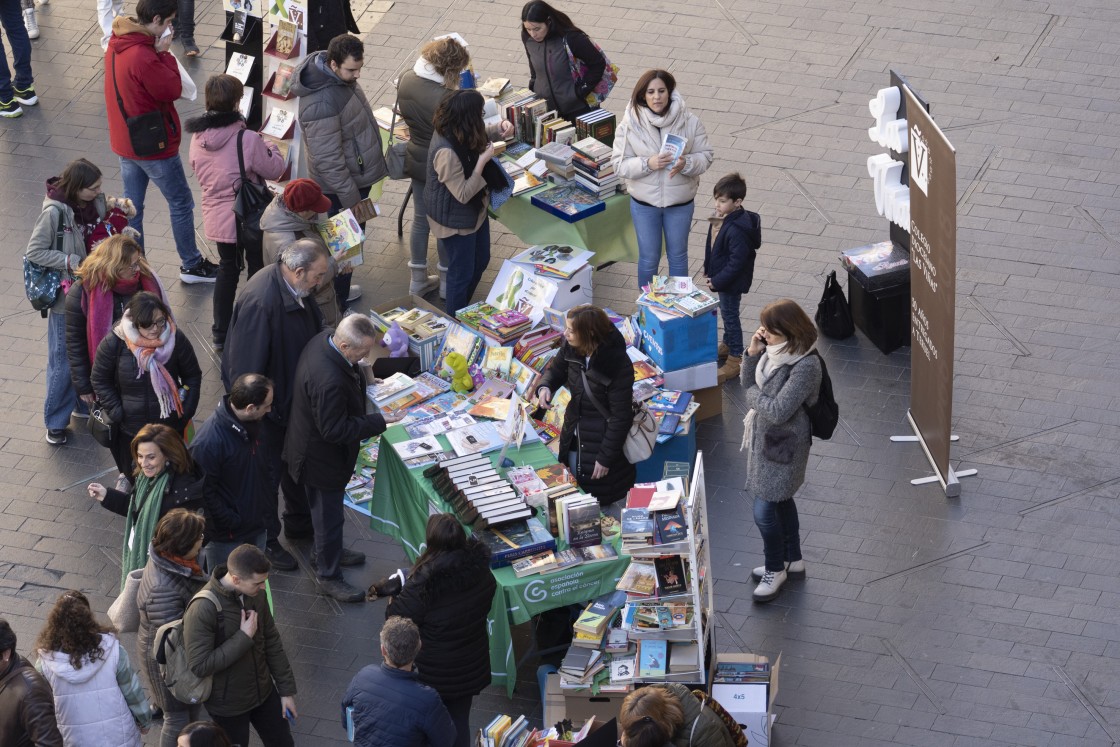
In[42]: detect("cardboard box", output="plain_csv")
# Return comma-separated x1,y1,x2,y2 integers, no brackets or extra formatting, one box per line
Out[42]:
486,260,594,325
691,385,723,422
544,672,565,729
660,361,718,391
711,653,781,747
562,689,628,726
638,307,717,371
367,294,450,372
635,428,696,483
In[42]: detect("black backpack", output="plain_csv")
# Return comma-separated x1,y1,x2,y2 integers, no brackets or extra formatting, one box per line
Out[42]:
815,270,855,340
802,352,838,440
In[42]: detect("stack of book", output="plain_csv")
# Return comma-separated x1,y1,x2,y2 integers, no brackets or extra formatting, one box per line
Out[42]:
378,306,451,345
513,326,563,371
479,713,540,747
574,589,628,641
559,647,606,686
435,323,486,373
425,453,531,528
366,370,449,413
456,302,533,345
535,141,576,179
575,109,618,146
570,137,618,198
531,184,606,223
510,245,593,280
623,479,691,551
475,516,556,568
636,276,720,319
555,494,601,547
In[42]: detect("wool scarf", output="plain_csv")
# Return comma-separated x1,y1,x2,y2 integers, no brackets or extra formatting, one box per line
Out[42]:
121,470,170,590
623,91,693,156
120,310,183,420
160,551,203,578
83,272,165,364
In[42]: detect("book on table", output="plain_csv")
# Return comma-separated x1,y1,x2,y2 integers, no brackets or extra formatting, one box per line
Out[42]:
637,639,668,678
530,185,606,223
616,560,657,595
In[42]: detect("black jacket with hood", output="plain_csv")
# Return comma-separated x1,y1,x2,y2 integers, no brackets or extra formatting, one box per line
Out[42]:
702,206,761,295
190,396,268,544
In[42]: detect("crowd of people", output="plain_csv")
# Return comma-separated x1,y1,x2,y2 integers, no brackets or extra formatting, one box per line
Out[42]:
7,0,829,743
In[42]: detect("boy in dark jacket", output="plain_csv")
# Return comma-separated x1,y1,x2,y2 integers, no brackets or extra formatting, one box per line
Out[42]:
702,173,762,384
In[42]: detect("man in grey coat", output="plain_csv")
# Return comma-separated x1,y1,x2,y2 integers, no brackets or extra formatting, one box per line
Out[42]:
291,33,386,310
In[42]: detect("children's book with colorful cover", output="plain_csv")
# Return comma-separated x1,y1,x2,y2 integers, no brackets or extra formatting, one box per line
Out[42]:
646,390,692,415
637,639,668,678
435,323,485,373
317,209,365,265
530,185,606,223
445,421,506,456
482,346,514,378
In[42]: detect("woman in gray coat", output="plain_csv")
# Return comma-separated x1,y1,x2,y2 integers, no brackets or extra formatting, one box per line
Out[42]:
135,509,206,747
741,299,821,603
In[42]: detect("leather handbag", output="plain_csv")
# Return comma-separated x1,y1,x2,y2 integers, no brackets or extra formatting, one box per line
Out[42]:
111,53,168,157
815,270,855,340
233,130,274,250
581,370,657,464
88,401,116,448
385,98,408,180
108,568,144,633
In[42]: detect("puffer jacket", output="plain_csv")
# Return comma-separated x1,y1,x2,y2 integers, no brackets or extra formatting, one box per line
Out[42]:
536,327,636,504
342,663,456,747
524,29,605,121
389,538,496,700
90,322,202,436
104,16,182,160
611,91,714,208
64,280,137,397
182,566,297,717
135,548,206,711
703,207,761,295
258,196,339,327
186,111,286,243
0,653,63,747
741,349,821,503
24,180,105,312
396,68,453,182
35,634,151,747
291,52,387,208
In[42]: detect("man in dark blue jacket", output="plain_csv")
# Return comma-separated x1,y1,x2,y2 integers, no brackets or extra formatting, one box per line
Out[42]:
342,616,455,747
191,373,274,573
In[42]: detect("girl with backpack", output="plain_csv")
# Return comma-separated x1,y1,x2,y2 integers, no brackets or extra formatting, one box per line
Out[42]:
521,0,608,122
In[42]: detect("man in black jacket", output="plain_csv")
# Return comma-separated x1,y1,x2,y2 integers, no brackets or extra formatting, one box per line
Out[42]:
222,239,329,571
0,619,64,747
284,315,400,601
192,373,274,573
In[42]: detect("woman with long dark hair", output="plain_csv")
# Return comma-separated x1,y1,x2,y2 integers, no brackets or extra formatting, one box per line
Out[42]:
136,509,207,747
424,89,513,315
741,299,821,603
91,292,202,477
520,0,607,121
534,305,637,505
611,69,714,289
34,591,152,746
188,74,286,351
389,513,496,747
177,721,234,747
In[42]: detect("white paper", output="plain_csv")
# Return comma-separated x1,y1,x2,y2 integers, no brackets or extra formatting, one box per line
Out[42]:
225,52,254,84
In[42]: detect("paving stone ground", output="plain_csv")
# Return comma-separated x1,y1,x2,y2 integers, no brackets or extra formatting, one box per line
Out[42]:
3,0,1120,744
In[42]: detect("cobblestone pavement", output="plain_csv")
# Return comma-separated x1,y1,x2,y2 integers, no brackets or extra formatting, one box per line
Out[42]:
3,0,1120,744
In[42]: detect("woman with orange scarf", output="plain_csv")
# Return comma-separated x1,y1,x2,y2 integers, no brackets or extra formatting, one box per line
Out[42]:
91,292,201,478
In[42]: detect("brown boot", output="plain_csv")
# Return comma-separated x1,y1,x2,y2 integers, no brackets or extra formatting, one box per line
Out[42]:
718,355,742,385
718,341,729,360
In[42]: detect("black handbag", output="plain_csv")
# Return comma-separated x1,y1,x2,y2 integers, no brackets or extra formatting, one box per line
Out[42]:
111,53,169,157
233,130,274,249
815,270,855,340
88,401,116,449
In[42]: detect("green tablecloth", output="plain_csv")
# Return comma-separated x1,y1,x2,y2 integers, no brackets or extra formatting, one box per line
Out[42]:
369,425,627,695
491,189,639,265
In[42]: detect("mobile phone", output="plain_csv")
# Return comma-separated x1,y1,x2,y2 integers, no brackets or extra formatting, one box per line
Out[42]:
160,26,173,40
284,708,295,724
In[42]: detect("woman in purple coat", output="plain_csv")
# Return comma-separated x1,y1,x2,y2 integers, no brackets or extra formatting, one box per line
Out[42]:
187,74,287,351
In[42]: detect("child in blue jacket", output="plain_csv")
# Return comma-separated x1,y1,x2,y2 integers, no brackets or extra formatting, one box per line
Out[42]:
702,173,762,384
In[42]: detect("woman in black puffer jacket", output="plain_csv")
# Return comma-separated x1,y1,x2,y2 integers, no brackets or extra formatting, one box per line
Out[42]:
389,514,496,747
91,292,201,478
534,304,637,505
135,509,207,747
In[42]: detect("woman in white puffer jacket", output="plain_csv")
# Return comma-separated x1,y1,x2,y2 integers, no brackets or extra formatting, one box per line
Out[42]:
612,69,714,289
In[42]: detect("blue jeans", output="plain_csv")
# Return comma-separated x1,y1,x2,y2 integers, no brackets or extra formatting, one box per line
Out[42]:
630,199,694,289
120,154,204,269
201,530,266,575
0,0,33,101
441,217,491,316
45,308,85,429
753,496,802,573
719,292,744,358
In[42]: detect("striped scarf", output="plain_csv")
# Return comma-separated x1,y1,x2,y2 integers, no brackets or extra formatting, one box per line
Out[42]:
120,310,182,420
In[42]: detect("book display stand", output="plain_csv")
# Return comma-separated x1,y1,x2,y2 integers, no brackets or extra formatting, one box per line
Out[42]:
258,0,308,181
220,4,264,129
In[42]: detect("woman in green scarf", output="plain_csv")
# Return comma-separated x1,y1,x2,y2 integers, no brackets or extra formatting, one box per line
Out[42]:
87,423,204,589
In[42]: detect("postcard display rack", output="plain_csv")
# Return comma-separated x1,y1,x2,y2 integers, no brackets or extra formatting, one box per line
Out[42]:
627,452,715,687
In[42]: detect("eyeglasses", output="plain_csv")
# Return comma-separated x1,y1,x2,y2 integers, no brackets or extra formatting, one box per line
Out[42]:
141,318,168,332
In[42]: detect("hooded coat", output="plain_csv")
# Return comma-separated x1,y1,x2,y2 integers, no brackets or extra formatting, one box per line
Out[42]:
536,327,637,505
104,16,183,160
703,207,762,295
135,549,206,711
35,634,150,747
291,52,387,209
0,653,63,747
258,196,340,327
524,29,605,121
24,180,106,312
186,112,286,243
389,538,497,700
190,397,268,545
611,92,714,208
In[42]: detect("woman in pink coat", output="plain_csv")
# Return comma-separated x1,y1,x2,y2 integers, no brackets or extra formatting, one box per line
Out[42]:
187,74,287,352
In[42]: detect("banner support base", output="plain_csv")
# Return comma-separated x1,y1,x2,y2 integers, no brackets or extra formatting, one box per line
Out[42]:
894,411,976,498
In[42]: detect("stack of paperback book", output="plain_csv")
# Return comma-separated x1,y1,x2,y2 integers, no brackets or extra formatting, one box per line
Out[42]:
555,494,601,547
456,302,533,345
474,516,556,568
570,138,618,198
513,326,563,370
535,141,576,180
425,453,531,528
380,306,450,344
636,275,719,319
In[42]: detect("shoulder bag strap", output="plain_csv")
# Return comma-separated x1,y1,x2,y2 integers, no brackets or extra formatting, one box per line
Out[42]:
388,85,400,146
236,129,249,184
580,368,611,421
110,52,131,121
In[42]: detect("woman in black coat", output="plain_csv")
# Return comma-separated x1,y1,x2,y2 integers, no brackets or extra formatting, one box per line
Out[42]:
389,513,496,747
534,304,637,505
91,292,202,478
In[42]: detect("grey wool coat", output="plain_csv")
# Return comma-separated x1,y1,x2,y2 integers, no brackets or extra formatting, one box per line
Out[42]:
741,351,821,502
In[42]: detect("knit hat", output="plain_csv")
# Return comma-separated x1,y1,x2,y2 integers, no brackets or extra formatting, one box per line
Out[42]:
284,179,332,213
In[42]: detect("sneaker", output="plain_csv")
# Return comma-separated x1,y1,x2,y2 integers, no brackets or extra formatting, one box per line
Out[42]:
36,0,48,5
347,284,363,303
0,99,23,118
310,547,366,571
318,576,365,603
265,541,299,571
212,339,224,352
752,569,787,603
23,9,39,40
14,84,37,106
45,428,67,445
751,559,806,582
180,259,218,284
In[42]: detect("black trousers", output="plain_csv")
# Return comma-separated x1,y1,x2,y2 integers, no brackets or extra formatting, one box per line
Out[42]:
303,483,345,580
260,418,312,543
209,685,294,747
325,185,371,313
212,240,263,344
441,694,474,747
109,428,135,477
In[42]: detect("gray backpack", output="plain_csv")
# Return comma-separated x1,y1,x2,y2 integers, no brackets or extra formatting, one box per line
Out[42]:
153,588,223,705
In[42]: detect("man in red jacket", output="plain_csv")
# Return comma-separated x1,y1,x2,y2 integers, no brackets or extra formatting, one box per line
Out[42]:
104,0,217,284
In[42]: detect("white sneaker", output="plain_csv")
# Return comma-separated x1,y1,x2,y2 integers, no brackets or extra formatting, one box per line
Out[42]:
23,8,39,39
36,0,49,5
751,559,806,582
347,284,363,302
753,569,787,603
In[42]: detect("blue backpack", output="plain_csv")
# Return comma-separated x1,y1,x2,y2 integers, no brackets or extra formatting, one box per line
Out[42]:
24,207,65,317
